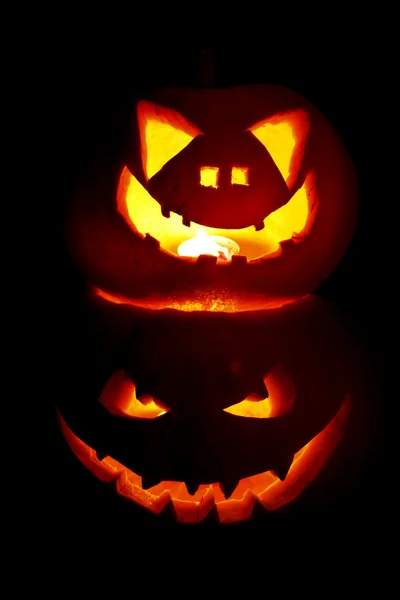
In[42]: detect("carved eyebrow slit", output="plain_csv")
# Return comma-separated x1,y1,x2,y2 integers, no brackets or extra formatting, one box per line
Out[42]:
224,366,296,418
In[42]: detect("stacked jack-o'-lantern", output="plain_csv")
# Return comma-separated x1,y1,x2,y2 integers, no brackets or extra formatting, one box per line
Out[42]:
57,64,371,525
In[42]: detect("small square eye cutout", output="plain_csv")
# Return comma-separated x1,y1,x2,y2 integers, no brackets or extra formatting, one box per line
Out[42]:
231,167,249,186
200,166,219,188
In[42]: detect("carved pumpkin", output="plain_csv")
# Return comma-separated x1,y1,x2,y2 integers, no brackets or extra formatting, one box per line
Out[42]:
56,75,370,525
67,83,358,311
56,295,371,524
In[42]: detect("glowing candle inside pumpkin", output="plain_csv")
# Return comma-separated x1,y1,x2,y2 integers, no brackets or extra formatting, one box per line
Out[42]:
177,228,240,261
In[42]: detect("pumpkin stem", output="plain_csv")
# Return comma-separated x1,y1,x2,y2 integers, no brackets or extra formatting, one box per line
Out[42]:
196,49,215,87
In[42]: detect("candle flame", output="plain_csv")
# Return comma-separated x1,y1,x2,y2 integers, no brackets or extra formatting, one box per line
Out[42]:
177,228,240,261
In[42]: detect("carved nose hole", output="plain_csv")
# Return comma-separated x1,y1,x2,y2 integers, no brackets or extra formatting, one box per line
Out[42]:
231,167,249,186
200,166,219,188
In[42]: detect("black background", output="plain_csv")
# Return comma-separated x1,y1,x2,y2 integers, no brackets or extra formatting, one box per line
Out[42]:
47,33,388,561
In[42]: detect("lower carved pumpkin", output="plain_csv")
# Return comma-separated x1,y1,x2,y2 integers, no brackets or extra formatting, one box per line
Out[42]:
57,295,373,524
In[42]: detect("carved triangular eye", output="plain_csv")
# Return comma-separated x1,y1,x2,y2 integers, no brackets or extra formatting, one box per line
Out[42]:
137,100,203,180
249,110,309,189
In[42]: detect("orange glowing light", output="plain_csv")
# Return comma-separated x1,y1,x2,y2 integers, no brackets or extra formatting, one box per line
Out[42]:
231,167,249,186
57,394,349,524
200,166,219,188
137,100,202,180
177,228,240,261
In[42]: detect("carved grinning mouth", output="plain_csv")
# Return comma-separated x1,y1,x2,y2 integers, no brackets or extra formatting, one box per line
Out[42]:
57,368,350,524
58,398,348,524
117,167,317,263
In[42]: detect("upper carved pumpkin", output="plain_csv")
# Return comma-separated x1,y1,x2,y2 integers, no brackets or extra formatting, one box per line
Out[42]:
67,84,358,310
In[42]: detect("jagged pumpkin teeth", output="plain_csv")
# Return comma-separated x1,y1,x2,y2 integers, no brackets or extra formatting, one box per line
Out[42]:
218,480,238,499
185,482,200,496
270,454,295,481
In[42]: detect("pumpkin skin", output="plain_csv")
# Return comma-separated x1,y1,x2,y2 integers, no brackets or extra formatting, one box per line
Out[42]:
67,84,358,311
56,295,372,524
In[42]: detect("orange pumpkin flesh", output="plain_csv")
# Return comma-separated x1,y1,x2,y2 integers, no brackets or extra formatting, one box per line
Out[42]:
58,395,349,524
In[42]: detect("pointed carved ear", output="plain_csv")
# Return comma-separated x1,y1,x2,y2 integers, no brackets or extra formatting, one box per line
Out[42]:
249,110,310,190
137,100,203,180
